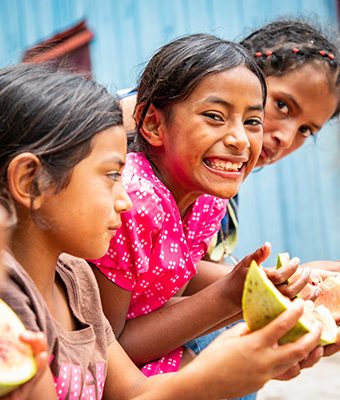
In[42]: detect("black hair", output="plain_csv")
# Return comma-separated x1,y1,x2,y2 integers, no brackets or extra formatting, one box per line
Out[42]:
0,63,123,216
132,33,267,154
241,19,340,116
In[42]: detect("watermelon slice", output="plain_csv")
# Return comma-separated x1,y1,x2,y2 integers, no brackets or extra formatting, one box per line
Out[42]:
0,299,37,396
315,275,340,321
242,260,337,346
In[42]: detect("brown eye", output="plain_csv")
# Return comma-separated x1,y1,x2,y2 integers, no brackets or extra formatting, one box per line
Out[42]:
245,118,262,126
203,112,224,122
299,126,314,138
107,171,122,182
277,100,289,115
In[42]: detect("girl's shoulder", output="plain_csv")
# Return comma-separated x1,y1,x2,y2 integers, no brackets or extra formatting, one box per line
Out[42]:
57,254,100,298
1,251,50,333
123,152,176,213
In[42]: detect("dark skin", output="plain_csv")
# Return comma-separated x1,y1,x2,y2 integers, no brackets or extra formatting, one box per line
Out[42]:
5,131,331,400
96,69,315,368
95,243,312,366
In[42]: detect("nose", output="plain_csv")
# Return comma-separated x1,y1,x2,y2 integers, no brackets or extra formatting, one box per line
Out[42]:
271,123,297,150
223,120,250,151
114,185,132,214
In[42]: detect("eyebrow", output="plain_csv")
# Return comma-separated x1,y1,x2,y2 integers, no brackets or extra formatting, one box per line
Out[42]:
201,95,264,112
101,155,125,167
279,92,321,131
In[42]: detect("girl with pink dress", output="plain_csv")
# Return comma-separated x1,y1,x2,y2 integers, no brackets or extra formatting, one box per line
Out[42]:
90,33,311,377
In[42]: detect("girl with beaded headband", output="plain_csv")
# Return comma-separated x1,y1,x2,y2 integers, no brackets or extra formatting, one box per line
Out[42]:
186,19,340,400
208,19,340,270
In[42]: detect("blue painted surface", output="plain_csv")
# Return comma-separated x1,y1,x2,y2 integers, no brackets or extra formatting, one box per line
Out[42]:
0,0,339,265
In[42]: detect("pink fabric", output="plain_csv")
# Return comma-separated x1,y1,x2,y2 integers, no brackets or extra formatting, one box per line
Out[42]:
91,152,227,375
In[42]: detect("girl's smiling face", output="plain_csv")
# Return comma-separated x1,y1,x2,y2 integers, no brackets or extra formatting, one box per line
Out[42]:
258,63,338,166
36,126,132,259
150,65,264,205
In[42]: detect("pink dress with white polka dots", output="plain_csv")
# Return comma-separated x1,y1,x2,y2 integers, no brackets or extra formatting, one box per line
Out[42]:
92,152,227,376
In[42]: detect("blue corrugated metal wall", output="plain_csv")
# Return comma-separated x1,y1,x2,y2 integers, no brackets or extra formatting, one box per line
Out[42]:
0,0,339,265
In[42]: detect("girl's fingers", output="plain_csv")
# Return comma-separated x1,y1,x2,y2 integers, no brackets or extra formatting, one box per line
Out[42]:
19,331,49,370
34,350,49,370
279,269,316,300
273,323,322,372
250,242,271,265
235,242,271,272
298,346,324,369
20,331,47,354
265,257,300,286
274,364,301,381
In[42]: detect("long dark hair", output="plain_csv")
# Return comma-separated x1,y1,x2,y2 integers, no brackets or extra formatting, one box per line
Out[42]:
0,63,123,217
132,33,267,155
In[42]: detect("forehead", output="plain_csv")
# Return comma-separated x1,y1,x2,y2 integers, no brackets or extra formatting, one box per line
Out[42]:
89,126,127,158
269,63,337,97
187,66,264,104
267,64,338,120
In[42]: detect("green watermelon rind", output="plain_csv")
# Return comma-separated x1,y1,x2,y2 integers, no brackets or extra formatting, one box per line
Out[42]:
0,299,37,396
242,260,336,346
276,253,290,270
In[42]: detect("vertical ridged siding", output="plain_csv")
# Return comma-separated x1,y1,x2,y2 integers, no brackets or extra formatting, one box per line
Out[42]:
0,0,339,264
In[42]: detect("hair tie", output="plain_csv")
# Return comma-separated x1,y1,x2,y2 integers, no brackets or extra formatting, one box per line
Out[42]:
255,51,262,58
265,50,273,57
293,48,299,54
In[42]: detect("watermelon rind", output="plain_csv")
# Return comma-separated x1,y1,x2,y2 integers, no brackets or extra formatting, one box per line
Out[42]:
242,260,337,346
0,299,37,396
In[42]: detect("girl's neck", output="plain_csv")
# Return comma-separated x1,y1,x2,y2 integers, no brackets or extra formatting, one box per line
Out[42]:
10,221,59,300
148,154,202,218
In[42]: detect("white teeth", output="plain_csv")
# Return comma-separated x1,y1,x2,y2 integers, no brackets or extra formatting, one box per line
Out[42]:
205,159,243,171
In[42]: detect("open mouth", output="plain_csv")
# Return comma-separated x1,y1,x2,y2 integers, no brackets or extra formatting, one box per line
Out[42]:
204,158,244,172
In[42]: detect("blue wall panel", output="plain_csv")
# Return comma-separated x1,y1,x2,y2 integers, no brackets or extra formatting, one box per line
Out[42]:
0,0,339,265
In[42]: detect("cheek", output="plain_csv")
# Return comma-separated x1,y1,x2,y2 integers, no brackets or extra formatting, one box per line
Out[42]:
279,137,305,160
0,261,5,286
250,131,264,159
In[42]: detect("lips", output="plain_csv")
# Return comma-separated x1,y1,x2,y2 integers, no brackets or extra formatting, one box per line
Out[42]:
108,224,121,236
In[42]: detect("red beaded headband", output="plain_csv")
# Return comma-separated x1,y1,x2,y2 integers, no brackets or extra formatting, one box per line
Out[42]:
255,48,335,60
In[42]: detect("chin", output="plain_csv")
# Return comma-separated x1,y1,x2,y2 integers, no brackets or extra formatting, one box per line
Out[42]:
212,188,240,200
71,243,109,261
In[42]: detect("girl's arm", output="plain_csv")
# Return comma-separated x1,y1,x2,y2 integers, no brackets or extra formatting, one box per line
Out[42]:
104,302,324,400
95,262,243,365
94,244,306,366
15,367,57,400
301,260,340,273
186,245,317,301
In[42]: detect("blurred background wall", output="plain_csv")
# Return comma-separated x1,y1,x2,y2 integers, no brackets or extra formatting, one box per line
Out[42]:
0,0,339,265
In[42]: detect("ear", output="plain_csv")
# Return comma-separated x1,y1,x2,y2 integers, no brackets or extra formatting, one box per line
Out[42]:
7,153,44,210
137,104,164,147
